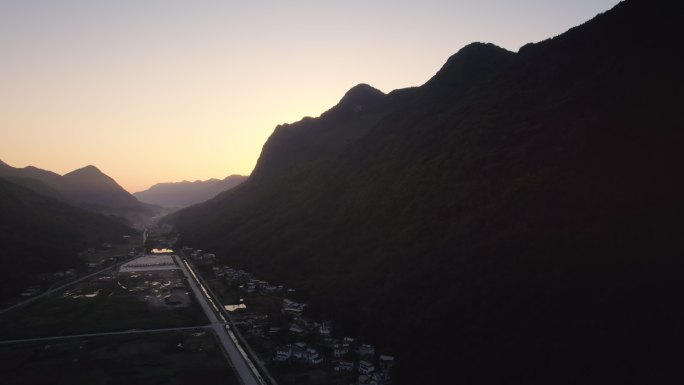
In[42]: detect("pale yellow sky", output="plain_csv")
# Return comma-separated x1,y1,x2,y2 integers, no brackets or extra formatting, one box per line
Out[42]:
0,1,620,193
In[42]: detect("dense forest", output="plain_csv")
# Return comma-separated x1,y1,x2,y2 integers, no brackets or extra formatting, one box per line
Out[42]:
169,1,683,383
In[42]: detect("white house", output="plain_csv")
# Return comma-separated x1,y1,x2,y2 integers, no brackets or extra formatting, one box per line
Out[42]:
359,344,376,357
334,343,350,358
306,348,324,365
274,346,292,362
359,360,375,374
334,360,355,372
379,354,395,371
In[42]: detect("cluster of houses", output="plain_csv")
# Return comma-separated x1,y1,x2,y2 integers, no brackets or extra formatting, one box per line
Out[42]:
181,247,395,385
330,347,395,385
209,265,291,296
358,355,395,385
273,298,395,384
274,342,324,365
282,298,306,317
273,334,395,384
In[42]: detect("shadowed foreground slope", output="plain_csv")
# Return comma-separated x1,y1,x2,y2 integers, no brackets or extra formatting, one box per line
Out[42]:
0,178,133,300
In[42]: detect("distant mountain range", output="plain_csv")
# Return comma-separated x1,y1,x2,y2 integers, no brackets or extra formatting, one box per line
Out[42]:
0,177,133,300
134,175,248,208
168,1,684,383
0,160,158,225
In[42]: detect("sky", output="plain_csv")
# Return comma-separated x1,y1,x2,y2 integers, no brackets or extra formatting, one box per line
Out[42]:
0,0,621,193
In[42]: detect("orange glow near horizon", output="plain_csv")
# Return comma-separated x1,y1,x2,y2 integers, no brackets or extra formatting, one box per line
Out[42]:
0,1,620,193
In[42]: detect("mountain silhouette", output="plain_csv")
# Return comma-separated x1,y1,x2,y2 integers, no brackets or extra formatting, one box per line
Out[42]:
0,161,158,225
424,42,514,89
168,0,682,382
60,165,140,209
0,159,62,186
250,83,389,185
323,83,386,118
133,175,247,208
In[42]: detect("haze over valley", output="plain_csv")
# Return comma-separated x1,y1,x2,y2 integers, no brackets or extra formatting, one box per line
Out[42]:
133,175,248,209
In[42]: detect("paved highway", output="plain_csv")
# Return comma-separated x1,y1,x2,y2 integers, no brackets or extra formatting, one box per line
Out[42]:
175,255,266,385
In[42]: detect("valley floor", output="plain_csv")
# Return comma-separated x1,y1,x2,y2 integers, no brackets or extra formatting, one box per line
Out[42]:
0,253,241,385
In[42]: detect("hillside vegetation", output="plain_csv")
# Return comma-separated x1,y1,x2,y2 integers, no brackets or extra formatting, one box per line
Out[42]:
0,178,133,300
169,1,683,382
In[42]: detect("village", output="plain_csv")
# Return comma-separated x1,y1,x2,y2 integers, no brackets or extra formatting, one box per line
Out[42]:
184,247,395,385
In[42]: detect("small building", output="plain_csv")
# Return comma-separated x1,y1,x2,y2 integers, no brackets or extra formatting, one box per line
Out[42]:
359,360,375,375
318,321,332,336
379,354,395,371
358,374,377,385
308,352,323,365
344,336,356,344
263,285,281,294
359,344,376,358
294,342,307,349
334,360,355,372
20,285,40,297
289,325,305,336
305,348,323,365
334,343,350,358
274,346,292,362
291,346,305,359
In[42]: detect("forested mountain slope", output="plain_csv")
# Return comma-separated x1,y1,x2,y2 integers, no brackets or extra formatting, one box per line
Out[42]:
169,1,683,382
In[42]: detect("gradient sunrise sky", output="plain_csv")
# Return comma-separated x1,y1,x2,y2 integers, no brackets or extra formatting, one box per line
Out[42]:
0,0,620,193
